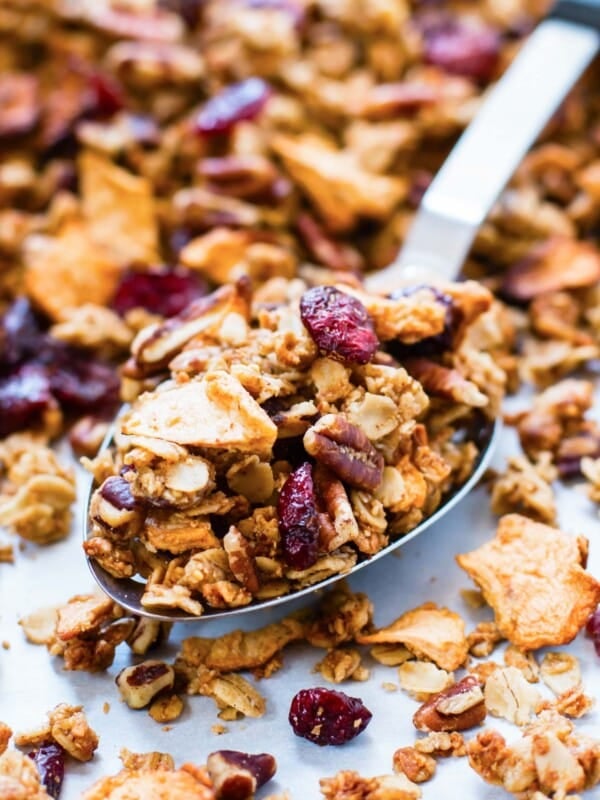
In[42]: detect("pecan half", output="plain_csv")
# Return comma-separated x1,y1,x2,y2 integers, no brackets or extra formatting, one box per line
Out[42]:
413,675,486,732
303,414,384,491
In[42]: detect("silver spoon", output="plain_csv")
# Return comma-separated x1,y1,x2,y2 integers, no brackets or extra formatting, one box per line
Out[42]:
84,1,599,621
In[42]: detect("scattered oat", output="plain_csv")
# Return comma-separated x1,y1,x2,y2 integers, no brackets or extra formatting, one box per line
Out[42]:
398,661,454,701
484,667,542,726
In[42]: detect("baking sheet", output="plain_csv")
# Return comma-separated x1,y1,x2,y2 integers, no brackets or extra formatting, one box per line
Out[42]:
1,425,599,799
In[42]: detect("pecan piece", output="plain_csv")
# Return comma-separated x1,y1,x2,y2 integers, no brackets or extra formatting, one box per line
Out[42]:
206,750,276,800
413,675,486,732
303,414,384,491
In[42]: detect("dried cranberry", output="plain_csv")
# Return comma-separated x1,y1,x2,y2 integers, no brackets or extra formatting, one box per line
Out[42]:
422,18,501,82
277,462,320,570
0,298,42,366
299,286,379,365
87,71,125,118
0,365,53,437
289,687,372,745
586,608,600,656
111,267,207,318
193,78,272,136
100,476,138,511
29,742,65,799
44,350,120,416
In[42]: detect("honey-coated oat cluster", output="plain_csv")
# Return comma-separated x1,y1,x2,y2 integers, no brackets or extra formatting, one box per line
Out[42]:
2,0,600,798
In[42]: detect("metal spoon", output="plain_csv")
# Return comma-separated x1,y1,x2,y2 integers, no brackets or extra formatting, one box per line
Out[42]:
84,0,599,621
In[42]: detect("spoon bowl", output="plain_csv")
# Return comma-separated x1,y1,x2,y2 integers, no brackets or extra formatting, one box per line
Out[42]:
83,415,500,622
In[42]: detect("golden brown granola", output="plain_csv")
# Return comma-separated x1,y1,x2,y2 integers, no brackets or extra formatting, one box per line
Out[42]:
0,723,11,757
0,749,51,800
319,770,421,800
16,703,99,762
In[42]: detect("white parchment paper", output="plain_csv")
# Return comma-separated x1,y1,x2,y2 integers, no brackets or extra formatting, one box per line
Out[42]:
1,426,599,799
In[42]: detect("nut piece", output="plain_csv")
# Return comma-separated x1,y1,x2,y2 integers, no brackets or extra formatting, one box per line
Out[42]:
148,694,184,724
119,748,175,772
393,747,436,783
206,750,276,800
413,676,486,733
303,414,384,491
18,605,59,645
116,660,175,709
414,731,466,758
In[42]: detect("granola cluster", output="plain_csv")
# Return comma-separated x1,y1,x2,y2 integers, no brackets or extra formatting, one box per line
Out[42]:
84,277,497,615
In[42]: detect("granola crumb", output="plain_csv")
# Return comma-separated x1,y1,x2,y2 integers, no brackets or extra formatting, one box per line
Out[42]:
211,724,228,735
1,641,10,650
102,702,110,714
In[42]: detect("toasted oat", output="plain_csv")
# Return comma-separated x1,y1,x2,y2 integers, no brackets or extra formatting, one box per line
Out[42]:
484,667,542,726
457,514,600,649
539,653,581,696
398,661,454,701
370,643,413,666
357,603,469,671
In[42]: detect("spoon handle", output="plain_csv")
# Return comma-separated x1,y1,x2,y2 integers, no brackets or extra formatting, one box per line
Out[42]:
366,10,599,292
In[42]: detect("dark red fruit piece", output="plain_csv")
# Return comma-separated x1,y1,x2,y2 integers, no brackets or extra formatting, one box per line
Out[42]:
0,297,42,366
277,462,320,570
0,365,52,437
423,18,501,82
299,286,379,365
29,742,65,799
87,71,125,118
193,78,272,136
111,267,207,318
289,687,372,745
586,608,600,656
100,476,138,511
45,351,120,415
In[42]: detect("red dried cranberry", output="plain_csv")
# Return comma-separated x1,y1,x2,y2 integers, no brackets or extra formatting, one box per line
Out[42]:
289,687,372,745
100,476,138,511
0,298,42,366
29,742,65,799
44,350,120,415
0,365,53,437
277,462,320,570
111,267,207,318
299,286,379,365
586,608,600,656
193,78,272,136
87,71,125,118
422,18,501,82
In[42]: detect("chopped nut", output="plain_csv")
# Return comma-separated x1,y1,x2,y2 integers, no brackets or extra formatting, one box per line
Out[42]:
116,661,175,709
207,750,276,800
392,748,436,783
413,676,486,733
119,748,175,772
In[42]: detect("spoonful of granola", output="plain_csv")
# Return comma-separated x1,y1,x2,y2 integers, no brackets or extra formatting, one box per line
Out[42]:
84,0,599,621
